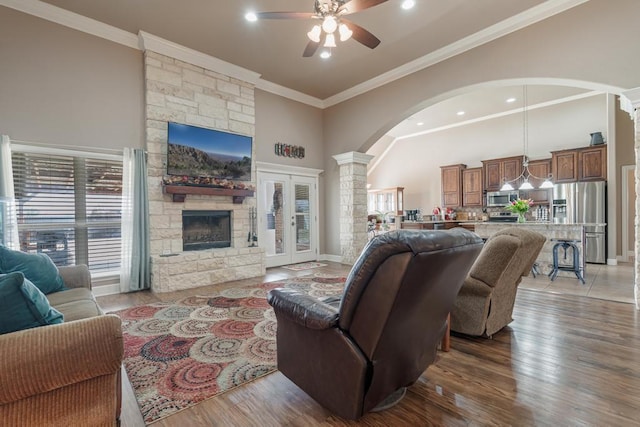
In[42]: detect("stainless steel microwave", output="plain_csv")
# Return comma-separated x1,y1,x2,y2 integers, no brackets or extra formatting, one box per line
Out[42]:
486,191,519,207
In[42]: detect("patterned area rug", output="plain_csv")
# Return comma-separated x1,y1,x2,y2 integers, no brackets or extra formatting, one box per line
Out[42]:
281,262,328,271
112,274,346,425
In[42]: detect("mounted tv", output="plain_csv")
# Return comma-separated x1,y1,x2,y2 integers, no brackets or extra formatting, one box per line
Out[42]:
167,122,252,182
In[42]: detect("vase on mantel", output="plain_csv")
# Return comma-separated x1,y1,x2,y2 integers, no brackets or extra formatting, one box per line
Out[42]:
517,212,526,223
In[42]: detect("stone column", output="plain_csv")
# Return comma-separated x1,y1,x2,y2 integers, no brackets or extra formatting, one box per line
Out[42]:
333,152,374,264
621,88,640,310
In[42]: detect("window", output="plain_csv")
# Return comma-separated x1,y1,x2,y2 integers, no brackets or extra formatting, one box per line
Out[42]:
11,147,123,275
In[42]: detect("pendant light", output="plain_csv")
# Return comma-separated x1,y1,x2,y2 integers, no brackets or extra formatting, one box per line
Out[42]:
500,85,553,191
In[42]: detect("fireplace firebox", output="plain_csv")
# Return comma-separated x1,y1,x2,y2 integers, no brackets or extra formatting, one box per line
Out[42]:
182,210,231,251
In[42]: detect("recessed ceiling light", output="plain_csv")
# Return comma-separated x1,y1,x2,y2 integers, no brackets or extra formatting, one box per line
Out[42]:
506,97,517,103
417,122,424,126
320,50,332,59
457,111,465,116
401,0,416,10
245,12,257,22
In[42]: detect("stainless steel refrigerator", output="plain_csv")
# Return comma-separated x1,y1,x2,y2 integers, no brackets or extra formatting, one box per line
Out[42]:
551,181,606,264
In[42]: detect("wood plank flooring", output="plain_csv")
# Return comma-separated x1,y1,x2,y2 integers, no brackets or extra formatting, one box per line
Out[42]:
97,262,640,427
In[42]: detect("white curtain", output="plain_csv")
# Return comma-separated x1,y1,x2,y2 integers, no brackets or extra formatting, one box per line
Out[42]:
120,148,150,292
0,135,20,249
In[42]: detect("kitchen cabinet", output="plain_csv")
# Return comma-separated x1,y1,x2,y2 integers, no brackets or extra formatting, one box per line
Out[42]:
367,187,404,216
462,167,483,207
441,164,465,208
579,145,607,181
551,149,578,183
482,155,524,192
520,158,552,204
551,145,607,183
400,221,461,230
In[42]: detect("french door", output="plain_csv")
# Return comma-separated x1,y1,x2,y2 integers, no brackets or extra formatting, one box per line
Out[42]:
257,171,318,268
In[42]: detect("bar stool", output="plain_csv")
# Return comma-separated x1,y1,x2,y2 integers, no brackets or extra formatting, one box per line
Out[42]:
548,238,585,284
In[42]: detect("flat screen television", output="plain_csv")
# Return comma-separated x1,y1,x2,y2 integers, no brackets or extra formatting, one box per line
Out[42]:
167,122,252,181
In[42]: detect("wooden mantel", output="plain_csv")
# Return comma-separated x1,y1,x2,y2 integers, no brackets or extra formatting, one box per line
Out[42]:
163,185,254,203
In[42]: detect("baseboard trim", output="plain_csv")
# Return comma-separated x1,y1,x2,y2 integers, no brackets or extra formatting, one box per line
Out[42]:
93,283,121,297
607,258,619,266
319,253,343,263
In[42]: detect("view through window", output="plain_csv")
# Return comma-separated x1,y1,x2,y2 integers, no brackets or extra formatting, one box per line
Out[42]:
11,149,123,275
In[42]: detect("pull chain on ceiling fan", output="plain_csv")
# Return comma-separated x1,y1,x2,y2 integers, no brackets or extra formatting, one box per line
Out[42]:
249,0,388,57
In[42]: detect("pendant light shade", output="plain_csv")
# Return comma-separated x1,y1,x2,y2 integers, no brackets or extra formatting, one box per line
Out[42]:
500,182,515,192
499,86,554,192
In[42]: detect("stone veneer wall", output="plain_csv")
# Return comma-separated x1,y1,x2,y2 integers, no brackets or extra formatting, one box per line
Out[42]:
144,50,264,293
334,152,374,264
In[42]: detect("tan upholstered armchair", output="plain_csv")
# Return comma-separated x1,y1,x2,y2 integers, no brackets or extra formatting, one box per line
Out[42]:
450,227,546,337
267,229,483,420
0,265,123,427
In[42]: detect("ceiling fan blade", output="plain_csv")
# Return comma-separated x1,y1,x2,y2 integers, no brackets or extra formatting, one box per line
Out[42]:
338,0,388,15
342,19,381,49
303,32,326,57
303,40,320,57
255,11,315,20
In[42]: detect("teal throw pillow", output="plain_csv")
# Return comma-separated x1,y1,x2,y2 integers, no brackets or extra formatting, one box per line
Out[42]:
0,244,66,294
0,272,64,334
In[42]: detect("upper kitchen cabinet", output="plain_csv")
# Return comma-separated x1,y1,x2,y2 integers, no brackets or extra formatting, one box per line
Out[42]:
579,145,607,181
551,145,607,183
441,164,465,208
462,167,483,207
482,155,524,192
520,158,552,204
367,187,404,216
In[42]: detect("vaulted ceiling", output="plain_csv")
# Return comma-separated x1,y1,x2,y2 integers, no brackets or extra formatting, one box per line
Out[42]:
22,0,593,138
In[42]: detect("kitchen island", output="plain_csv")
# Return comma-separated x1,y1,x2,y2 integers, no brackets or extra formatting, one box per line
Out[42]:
474,222,605,279
400,220,479,231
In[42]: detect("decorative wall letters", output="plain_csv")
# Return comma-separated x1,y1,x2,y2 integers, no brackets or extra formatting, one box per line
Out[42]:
275,142,305,159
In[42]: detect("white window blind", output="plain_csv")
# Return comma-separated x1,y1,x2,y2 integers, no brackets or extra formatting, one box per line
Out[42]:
11,149,123,274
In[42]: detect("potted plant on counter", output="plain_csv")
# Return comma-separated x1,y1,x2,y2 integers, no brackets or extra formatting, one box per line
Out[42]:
505,198,533,223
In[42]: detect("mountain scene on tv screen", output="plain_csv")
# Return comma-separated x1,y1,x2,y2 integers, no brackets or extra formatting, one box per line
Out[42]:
168,143,251,180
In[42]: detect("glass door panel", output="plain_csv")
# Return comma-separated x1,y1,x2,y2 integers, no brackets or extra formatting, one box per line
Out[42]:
258,172,317,267
294,183,310,252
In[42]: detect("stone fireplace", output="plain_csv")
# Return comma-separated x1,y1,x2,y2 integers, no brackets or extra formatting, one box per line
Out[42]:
141,42,265,293
182,210,231,251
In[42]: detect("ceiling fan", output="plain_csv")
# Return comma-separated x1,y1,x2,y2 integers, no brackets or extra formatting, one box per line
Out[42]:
251,0,388,57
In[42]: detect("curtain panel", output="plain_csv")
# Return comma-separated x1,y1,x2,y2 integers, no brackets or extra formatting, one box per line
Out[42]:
120,148,151,292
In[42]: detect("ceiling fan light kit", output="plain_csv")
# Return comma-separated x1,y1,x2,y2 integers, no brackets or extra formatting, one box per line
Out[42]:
250,0,391,57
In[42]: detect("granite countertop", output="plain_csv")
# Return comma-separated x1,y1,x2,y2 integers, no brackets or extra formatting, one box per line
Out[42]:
401,219,484,224
476,222,606,226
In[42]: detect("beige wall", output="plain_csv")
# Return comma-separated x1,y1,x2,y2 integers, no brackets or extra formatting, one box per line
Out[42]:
322,0,640,256
2,1,640,260
615,103,635,256
0,7,144,150
254,89,326,252
255,89,324,169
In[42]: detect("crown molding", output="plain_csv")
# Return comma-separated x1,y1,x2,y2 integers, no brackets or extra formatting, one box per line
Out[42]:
2,0,590,109
323,0,591,107
333,152,374,166
0,0,139,49
138,31,261,85
256,161,323,177
255,80,324,109
620,87,640,118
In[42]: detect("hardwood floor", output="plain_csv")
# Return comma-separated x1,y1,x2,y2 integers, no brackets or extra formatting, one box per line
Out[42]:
97,262,640,427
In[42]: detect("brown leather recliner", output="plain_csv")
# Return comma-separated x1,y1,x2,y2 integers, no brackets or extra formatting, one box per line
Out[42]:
450,227,546,337
267,228,483,420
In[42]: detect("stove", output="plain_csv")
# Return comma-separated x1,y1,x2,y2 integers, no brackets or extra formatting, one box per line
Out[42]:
488,212,518,222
